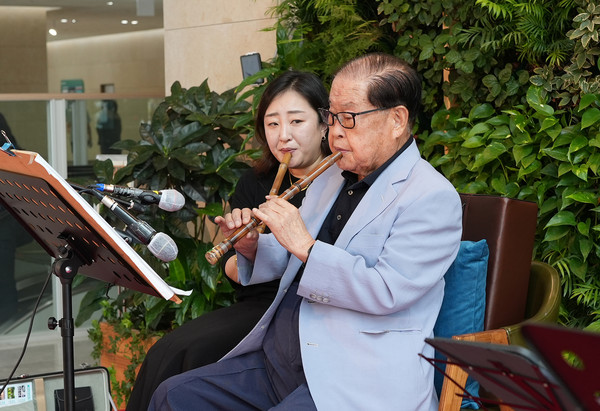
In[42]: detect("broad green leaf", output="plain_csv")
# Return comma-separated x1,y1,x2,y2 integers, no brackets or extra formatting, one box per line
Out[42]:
467,122,492,137
577,220,591,236
469,104,495,121
471,141,507,169
540,198,558,215
526,87,554,116
520,153,537,169
589,153,600,174
491,175,507,194
168,258,186,283
579,238,593,261
539,117,558,132
543,226,571,242
489,125,511,139
197,202,223,217
589,136,600,148
581,107,600,129
517,159,541,179
578,94,598,110
542,147,569,162
419,46,434,60
446,50,461,64
462,135,486,148
547,123,562,139
545,210,577,227
486,115,510,126
572,165,589,181
567,191,598,204
570,258,587,281
482,75,499,88
558,162,572,177
513,144,533,164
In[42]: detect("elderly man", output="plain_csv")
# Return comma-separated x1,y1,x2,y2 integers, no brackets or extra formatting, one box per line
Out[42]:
149,53,462,411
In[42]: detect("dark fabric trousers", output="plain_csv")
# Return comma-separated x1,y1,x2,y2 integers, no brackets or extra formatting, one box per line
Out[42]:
126,299,273,411
147,350,317,411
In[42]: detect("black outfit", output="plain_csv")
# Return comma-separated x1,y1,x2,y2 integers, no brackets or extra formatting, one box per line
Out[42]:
126,165,306,411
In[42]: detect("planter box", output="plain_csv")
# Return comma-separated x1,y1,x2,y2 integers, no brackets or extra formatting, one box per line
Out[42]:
98,321,160,408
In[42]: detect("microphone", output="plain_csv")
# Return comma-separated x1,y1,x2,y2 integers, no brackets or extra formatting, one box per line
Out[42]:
94,184,185,212
100,195,178,262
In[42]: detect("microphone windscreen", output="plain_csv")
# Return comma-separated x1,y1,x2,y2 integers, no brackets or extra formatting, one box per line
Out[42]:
147,232,178,262
158,189,185,212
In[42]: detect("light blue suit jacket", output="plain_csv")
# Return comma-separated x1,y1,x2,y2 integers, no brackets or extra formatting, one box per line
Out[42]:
229,141,462,410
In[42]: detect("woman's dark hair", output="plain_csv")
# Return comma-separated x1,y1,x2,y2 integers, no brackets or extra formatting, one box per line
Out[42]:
253,70,330,174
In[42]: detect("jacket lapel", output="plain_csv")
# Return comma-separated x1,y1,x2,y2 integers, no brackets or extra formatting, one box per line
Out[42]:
334,141,421,249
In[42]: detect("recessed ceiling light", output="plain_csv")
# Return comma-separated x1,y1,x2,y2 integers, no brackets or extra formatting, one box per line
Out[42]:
107,1,114,5
121,19,129,24
131,20,139,25
49,28,57,36
71,19,77,24
60,18,68,23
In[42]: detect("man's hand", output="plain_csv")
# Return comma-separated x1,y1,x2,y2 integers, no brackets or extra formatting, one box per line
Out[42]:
253,196,315,263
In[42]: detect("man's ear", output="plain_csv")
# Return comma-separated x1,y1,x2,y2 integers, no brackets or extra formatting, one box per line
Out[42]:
392,105,410,133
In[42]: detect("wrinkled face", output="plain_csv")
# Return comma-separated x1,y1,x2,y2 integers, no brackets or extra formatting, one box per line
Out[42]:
264,90,326,176
328,73,410,180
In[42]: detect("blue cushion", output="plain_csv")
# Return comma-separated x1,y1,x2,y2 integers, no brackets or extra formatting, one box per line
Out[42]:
433,240,489,409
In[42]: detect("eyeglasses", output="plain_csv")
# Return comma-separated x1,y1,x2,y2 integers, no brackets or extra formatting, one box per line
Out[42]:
318,107,391,129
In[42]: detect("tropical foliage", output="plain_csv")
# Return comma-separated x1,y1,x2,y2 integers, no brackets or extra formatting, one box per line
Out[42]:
263,0,600,328
79,80,256,330
80,80,258,404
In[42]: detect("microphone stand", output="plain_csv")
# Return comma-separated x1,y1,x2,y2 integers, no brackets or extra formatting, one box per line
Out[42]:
48,241,86,411
0,149,185,411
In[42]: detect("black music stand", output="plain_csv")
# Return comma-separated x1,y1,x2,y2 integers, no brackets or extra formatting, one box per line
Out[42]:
0,148,186,411
425,323,600,410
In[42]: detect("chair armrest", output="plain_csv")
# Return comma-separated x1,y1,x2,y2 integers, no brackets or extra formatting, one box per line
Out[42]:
503,261,561,346
438,329,509,411
438,262,560,410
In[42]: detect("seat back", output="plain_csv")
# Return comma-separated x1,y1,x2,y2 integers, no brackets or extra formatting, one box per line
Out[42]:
459,194,538,330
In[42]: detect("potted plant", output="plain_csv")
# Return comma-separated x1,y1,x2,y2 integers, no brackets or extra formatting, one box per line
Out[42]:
76,79,260,407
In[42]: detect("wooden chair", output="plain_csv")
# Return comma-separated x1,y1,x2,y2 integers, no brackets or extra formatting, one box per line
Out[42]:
437,194,562,411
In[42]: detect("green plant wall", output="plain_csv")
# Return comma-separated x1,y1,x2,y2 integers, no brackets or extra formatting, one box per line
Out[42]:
266,0,600,328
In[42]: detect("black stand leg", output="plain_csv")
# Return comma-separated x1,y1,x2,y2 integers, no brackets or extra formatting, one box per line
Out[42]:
49,251,81,411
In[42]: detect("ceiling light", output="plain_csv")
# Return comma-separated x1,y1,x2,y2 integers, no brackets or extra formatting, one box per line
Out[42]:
60,18,68,23
49,28,57,36
131,20,139,25
107,1,114,5
71,19,77,23
121,19,129,24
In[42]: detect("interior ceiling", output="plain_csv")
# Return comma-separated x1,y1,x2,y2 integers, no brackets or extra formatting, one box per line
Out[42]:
3,0,163,42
